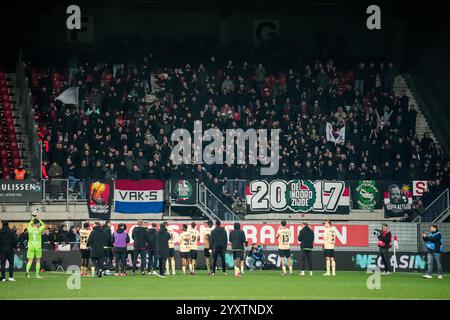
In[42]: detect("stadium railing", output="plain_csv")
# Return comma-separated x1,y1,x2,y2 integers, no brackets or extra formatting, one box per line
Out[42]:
16,52,42,179
422,188,450,223
42,179,69,211
199,183,239,221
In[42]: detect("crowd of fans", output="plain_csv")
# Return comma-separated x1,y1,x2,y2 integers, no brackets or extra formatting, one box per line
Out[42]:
11,223,80,251
25,47,449,202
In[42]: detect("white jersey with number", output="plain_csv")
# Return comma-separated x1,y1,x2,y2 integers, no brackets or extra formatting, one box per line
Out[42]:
276,227,291,250
324,227,336,250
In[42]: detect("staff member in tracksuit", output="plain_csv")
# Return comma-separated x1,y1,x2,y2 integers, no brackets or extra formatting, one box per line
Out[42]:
422,225,443,279
146,223,158,275
377,223,392,274
87,222,107,277
210,220,228,276
229,222,247,277
132,220,148,275
298,222,314,276
112,223,130,276
156,222,171,278
103,221,113,269
0,221,19,282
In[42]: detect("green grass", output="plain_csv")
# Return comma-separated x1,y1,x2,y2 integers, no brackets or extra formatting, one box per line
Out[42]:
1,271,449,300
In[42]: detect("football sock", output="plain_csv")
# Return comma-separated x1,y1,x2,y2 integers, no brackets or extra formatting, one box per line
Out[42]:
91,267,95,275
331,261,336,274
189,263,193,272
240,262,244,273
282,266,286,274
166,260,169,272
326,260,331,273
171,258,176,274
36,263,40,276
182,266,186,274
26,261,32,274
206,259,211,273
288,265,293,274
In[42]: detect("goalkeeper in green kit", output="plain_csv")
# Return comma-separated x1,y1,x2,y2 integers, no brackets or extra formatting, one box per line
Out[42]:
26,210,45,278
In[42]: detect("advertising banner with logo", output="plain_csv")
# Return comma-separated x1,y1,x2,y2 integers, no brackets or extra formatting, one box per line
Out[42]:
246,180,350,214
0,180,42,203
87,180,113,219
350,180,381,210
108,222,368,247
14,251,450,273
171,179,197,205
382,181,413,217
114,179,164,214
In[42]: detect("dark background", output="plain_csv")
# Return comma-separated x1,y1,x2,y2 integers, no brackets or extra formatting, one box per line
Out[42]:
0,0,447,69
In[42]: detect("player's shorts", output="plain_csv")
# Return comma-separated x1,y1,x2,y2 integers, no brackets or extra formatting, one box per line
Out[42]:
168,248,175,257
324,249,335,257
278,249,291,258
27,246,42,259
180,251,190,259
232,250,244,260
190,250,198,260
204,248,211,258
80,249,91,259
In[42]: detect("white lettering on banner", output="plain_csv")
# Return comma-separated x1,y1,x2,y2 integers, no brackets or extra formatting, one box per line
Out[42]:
114,190,163,202
105,223,366,247
243,225,258,244
260,225,275,244
247,180,349,213
314,226,346,245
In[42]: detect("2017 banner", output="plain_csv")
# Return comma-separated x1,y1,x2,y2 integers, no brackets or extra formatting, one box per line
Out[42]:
114,179,164,214
108,222,368,247
246,180,350,214
87,180,112,219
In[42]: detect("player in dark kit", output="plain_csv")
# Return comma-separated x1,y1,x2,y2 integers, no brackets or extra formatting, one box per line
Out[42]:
87,222,107,277
229,222,247,277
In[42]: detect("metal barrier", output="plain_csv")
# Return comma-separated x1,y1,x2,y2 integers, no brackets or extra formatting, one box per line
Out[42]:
222,179,246,200
423,188,449,222
16,52,42,179
198,183,239,221
43,179,69,211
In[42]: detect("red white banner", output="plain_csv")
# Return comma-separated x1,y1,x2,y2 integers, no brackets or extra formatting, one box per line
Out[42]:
107,223,369,247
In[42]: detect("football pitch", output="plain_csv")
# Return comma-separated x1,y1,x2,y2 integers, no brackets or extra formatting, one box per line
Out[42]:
1,271,449,300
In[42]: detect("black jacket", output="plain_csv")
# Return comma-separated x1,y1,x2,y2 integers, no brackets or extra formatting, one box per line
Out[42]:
378,230,392,249
211,226,228,249
103,226,112,247
146,228,157,251
87,226,107,258
229,229,247,250
132,226,148,249
0,226,19,251
156,227,171,258
298,225,314,250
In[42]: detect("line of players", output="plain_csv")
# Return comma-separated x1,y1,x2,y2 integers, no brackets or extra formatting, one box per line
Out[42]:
77,219,337,277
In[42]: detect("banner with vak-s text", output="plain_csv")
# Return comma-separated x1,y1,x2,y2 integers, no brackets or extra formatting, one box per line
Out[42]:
87,180,112,219
0,180,42,203
107,222,368,247
246,180,350,214
114,179,164,214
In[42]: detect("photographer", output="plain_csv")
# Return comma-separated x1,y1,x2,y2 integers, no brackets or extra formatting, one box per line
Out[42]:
376,224,392,274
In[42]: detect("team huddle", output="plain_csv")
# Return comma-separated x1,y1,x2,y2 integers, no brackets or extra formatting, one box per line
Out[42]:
24,214,338,278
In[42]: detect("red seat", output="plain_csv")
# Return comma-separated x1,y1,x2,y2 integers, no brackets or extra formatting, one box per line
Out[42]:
0,87,7,94
12,158,21,167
